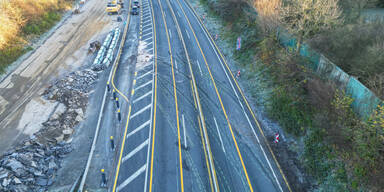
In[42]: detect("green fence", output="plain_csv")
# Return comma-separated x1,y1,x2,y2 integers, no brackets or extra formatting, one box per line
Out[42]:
277,31,381,118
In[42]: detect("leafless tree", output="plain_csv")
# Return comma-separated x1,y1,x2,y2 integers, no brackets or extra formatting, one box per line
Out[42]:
279,0,343,53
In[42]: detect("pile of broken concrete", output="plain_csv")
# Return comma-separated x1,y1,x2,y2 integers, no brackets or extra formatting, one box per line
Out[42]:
0,69,98,191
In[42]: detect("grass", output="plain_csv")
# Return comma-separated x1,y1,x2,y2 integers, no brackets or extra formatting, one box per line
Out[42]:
0,0,72,74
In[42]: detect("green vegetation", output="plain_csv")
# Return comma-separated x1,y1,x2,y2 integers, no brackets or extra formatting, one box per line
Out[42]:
198,0,384,191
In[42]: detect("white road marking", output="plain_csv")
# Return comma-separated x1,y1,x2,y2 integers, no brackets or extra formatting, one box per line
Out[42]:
182,114,187,149
137,70,152,80
142,22,152,28
214,117,226,153
122,139,149,162
116,164,147,191
185,29,190,39
135,80,152,91
146,42,153,47
175,60,178,70
177,11,181,17
196,60,202,75
142,27,152,33
168,29,172,39
147,48,153,52
143,36,153,41
127,120,151,138
143,19,152,25
133,90,152,103
143,14,151,20
130,104,151,119
142,32,153,39
188,3,284,191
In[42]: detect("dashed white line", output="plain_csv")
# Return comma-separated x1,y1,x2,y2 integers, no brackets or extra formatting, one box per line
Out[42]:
185,29,190,39
177,11,181,17
168,29,172,39
133,90,153,103
130,104,151,119
175,60,178,70
122,139,149,163
196,60,202,75
126,120,151,138
214,117,226,153
182,114,187,149
116,164,147,191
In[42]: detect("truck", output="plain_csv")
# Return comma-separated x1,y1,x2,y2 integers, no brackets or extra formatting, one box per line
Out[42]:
106,1,121,14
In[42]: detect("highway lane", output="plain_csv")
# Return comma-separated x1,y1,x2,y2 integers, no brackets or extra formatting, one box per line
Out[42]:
112,0,292,190
165,0,292,191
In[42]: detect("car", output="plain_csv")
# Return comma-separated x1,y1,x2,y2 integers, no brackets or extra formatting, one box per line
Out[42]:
133,0,140,8
106,3,121,14
131,6,139,15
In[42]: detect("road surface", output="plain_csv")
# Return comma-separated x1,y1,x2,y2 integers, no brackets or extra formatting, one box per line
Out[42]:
111,0,292,191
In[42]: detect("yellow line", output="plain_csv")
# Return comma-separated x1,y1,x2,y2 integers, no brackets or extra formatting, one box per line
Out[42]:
148,0,158,190
164,0,218,190
112,106,132,192
190,80,197,109
175,0,254,191
186,2,292,191
156,0,184,191
111,0,134,190
197,116,215,192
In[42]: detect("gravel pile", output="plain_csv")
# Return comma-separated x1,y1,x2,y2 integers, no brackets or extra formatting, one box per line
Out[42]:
0,69,98,191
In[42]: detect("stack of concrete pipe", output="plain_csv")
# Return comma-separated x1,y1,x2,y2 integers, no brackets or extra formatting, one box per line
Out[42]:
92,27,121,71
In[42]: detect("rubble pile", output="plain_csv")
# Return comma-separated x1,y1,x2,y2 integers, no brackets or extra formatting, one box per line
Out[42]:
0,69,98,191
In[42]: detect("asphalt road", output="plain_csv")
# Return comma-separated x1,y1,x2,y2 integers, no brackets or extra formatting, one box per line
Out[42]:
111,0,292,191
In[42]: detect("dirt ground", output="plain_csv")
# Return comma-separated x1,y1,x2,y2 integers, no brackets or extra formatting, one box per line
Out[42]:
0,0,116,155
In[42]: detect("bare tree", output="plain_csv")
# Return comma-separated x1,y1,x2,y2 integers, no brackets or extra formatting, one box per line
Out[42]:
253,0,282,34
279,0,343,53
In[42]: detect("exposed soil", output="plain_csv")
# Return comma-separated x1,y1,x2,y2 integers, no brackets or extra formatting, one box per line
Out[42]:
0,0,116,155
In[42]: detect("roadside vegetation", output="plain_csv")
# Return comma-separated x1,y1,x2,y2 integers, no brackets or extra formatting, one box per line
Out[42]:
198,0,384,191
0,0,72,73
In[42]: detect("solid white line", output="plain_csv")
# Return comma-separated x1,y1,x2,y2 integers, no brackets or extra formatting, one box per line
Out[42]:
142,22,152,28
137,70,152,80
130,104,151,119
142,27,152,33
143,36,153,41
122,139,149,162
142,32,153,39
182,114,187,148
116,164,147,191
143,19,152,25
185,29,190,39
135,80,152,91
196,60,202,75
133,90,153,103
127,120,151,138
187,2,284,191
169,29,172,39
214,117,226,153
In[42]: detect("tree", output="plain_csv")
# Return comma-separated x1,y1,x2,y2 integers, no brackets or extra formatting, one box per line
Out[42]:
279,0,343,53
253,0,282,34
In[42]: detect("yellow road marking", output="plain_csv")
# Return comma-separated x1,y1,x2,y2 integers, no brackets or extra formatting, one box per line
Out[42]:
175,0,254,191
190,80,197,109
187,2,292,191
164,0,218,190
157,0,184,191
111,0,134,190
197,116,215,192
148,0,158,190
